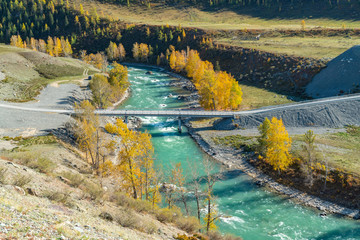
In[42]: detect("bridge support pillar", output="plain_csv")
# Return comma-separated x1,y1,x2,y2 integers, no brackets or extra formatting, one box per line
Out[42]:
178,117,182,133
124,116,128,124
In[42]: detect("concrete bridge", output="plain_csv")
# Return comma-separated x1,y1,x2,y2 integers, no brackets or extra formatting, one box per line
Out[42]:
94,109,238,132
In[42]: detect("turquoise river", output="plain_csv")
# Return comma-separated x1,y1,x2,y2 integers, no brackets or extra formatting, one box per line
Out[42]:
118,65,360,240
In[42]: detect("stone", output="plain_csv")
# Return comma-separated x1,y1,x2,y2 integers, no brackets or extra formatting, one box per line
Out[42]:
319,212,327,217
57,176,71,185
26,188,38,196
13,186,26,195
99,212,113,222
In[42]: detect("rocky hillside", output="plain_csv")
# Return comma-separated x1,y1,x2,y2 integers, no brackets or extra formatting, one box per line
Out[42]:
0,136,189,239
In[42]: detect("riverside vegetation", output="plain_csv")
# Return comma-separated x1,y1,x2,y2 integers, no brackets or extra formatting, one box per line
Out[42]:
213,121,360,210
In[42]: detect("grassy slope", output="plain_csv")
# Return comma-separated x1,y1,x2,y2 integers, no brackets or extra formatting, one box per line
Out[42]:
72,1,360,30
0,44,97,102
73,1,359,59
239,84,295,110
292,130,360,177
215,36,359,59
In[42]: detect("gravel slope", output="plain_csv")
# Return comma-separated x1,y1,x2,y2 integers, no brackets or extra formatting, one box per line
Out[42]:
216,95,360,130
306,45,360,98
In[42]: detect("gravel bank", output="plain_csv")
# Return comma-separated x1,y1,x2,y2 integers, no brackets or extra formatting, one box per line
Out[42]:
306,45,360,98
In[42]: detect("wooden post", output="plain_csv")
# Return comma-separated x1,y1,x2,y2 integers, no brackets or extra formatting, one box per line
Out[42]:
124,116,128,124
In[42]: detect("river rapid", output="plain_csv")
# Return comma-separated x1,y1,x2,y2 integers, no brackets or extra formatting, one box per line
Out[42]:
118,65,360,240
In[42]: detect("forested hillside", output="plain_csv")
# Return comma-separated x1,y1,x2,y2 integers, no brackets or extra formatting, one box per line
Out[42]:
0,0,112,50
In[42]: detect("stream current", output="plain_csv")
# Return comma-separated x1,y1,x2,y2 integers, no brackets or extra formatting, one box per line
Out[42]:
118,65,360,240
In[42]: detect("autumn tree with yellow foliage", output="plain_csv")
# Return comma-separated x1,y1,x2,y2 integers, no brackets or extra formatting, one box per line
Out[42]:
106,41,126,61
74,100,114,173
82,52,108,71
168,47,242,110
170,163,189,215
132,42,152,62
203,157,221,233
258,117,293,174
89,62,129,108
105,119,156,200
11,35,74,58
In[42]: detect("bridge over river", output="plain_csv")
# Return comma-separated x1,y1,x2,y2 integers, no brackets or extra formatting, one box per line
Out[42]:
1,93,360,132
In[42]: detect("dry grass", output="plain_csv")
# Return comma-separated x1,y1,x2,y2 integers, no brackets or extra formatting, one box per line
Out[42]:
61,171,85,187
43,190,73,206
215,36,359,59
83,180,104,200
12,173,32,187
70,1,360,30
292,127,360,177
0,167,7,184
0,136,187,239
239,84,295,110
4,150,56,174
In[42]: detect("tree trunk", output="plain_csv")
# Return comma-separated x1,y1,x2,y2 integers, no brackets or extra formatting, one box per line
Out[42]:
206,197,211,233
195,192,201,221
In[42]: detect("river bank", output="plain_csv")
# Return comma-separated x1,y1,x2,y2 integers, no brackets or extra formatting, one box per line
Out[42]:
185,121,360,220
105,65,360,238
155,68,360,220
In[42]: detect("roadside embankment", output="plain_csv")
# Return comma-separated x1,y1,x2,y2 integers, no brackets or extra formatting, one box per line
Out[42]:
215,95,360,130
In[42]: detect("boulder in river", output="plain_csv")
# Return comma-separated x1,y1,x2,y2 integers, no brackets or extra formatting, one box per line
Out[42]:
145,71,153,75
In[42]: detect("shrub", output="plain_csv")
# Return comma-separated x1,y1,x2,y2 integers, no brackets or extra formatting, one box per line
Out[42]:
113,191,156,214
43,190,73,207
0,167,7,184
175,216,201,233
113,191,136,208
144,221,158,234
83,181,104,200
12,173,32,187
156,208,175,223
132,199,154,213
115,209,139,229
18,135,57,146
175,234,208,240
61,171,84,187
207,231,242,240
29,157,56,173
99,212,113,222
156,207,182,223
